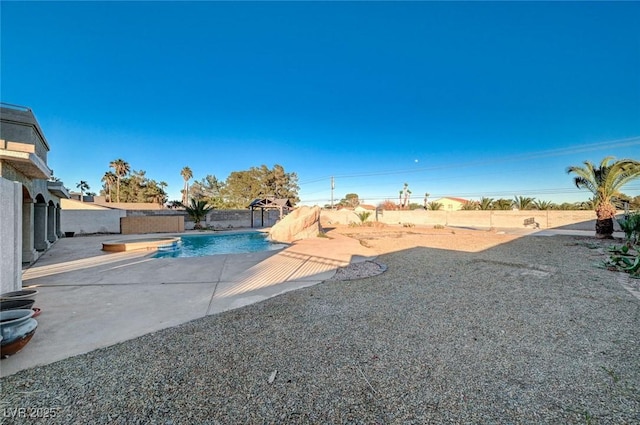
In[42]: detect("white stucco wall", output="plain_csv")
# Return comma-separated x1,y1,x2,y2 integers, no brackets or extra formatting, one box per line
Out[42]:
0,178,22,294
60,210,126,234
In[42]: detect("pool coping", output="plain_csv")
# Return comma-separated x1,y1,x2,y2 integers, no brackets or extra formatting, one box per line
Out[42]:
102,237,181,252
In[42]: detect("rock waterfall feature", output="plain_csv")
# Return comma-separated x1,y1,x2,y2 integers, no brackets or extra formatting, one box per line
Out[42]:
268,206,322,243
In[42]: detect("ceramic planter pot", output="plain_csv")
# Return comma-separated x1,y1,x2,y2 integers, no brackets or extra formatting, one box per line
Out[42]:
0,299,35,311
0,289,38,301
1,309,38,357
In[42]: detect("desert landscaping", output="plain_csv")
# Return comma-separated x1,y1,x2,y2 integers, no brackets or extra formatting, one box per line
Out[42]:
1,224,638,424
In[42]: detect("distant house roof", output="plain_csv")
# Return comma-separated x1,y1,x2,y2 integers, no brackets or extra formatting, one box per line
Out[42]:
355,204,377,211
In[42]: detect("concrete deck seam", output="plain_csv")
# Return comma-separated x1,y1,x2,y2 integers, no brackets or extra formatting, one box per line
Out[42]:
206,254,230,315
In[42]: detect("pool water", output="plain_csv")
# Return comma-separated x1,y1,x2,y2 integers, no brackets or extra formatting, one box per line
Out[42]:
153,232,285,259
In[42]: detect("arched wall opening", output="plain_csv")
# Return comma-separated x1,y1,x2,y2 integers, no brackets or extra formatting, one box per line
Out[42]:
33,193,49,251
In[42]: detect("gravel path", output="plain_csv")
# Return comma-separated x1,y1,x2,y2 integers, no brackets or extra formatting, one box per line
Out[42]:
1,233,639,424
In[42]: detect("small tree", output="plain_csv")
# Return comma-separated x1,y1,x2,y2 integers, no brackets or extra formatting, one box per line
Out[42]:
567,157,640,238
184,199,213,230
339,193,360,208
356,211,372,224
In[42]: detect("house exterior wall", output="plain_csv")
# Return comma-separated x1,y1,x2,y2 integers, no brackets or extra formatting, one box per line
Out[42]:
1,105,69,293
435,198,467,211
60,210,126,234
0,178,22,294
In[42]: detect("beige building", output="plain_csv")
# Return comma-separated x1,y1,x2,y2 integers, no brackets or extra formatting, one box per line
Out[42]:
0,103,69,294
435,197,470,211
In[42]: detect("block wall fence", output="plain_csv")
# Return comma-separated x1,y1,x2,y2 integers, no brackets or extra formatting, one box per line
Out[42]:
120,216,185,235
60,207,626,235
320,209,626,232
60,209,282,234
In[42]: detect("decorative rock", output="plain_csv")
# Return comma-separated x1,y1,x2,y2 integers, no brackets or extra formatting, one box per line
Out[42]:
268,206,322,243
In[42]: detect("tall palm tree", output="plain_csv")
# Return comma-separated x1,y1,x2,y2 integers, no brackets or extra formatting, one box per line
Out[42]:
109,159,130,203
402,183,411,209
101,171,117,202
567,157,640,238
181,166,193,205
76,180,90,202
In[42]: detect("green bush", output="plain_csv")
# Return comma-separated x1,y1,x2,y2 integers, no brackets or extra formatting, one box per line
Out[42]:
617,212,640,245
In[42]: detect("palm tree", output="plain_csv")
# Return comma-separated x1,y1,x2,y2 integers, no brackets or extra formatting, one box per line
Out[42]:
181,166,193,205
567,157,640,238
109,159,130,203
493,198,513,210
478,197,494,210
76,180,90,202
401,183,411,208
427,201,443,211
356,211,372,224
532,199,554,210
101,171,117,202
513,196,535,210
460,200,479,210
423,192,430,209
184,199,213,230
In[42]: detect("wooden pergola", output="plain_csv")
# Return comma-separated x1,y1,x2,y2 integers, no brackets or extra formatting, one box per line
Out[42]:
248,198,293,227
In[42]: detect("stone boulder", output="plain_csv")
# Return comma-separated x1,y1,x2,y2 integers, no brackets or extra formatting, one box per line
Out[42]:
268,206,322,243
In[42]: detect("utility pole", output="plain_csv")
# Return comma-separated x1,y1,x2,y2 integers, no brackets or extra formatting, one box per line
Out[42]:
330,176,335,210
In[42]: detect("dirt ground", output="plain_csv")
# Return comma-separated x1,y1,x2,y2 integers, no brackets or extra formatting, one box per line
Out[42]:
325,223,522,255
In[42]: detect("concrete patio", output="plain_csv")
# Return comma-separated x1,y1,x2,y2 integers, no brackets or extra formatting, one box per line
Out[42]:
1,230,374,377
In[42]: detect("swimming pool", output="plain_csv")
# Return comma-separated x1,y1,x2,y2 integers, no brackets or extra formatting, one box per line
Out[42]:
153,232,286,258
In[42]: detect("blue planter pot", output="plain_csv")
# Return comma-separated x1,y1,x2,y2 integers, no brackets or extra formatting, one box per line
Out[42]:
0,299,35,311
0,289,38,301
1,309,38,357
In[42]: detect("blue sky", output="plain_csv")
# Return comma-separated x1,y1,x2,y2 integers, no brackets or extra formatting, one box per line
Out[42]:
2,1,639,206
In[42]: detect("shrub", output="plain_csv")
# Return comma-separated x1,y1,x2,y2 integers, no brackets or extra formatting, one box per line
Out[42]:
356,211,372,224
617,212,640,245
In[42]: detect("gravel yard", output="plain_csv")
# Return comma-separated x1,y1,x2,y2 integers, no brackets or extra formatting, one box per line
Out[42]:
1,226,638,424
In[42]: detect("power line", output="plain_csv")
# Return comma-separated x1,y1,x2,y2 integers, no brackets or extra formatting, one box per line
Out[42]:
300,184,640,204
297,136,640,185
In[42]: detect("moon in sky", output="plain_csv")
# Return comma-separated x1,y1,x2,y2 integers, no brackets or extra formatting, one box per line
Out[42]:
414,159,419,163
